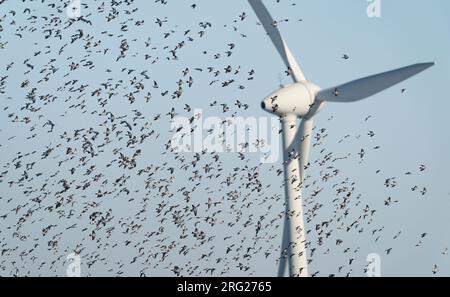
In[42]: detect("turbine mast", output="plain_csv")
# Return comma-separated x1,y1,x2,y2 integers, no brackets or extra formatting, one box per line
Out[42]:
281,114,308,277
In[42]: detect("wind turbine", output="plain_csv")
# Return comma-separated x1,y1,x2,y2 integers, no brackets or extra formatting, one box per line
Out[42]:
248,0,434,277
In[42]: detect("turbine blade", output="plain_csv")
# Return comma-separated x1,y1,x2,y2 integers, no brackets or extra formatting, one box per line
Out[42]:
248,0,306,82
277,219,289,277
297,118,313,183
317,62,434,102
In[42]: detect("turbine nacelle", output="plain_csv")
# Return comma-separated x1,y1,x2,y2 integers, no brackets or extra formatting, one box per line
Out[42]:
261,81,321,118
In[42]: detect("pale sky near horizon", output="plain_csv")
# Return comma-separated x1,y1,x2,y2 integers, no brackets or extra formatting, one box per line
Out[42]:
0,0,449,277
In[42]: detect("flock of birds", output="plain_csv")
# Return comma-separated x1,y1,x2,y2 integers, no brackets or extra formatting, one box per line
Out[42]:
0,0,443,277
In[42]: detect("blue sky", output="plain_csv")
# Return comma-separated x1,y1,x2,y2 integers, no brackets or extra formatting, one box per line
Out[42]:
0,0,449,276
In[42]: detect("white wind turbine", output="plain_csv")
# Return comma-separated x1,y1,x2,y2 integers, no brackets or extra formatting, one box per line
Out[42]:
248,0,434,277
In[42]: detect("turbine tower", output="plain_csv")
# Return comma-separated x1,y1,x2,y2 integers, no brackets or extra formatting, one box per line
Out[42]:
248,0,434,277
